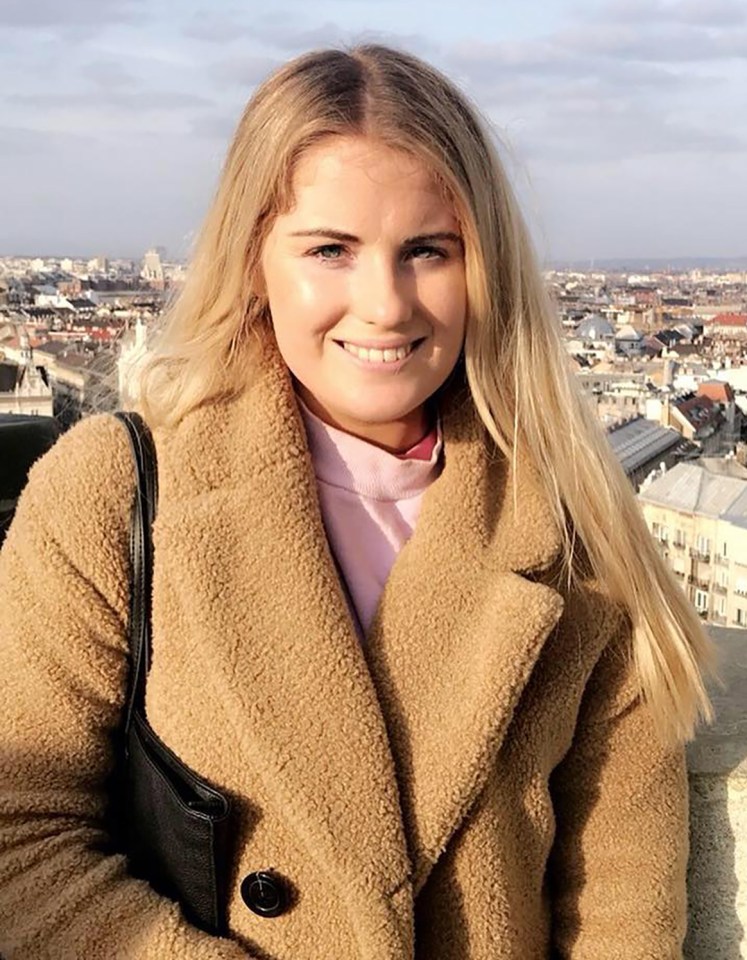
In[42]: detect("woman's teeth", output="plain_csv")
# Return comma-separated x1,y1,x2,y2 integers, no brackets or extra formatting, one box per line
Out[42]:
342,342,415,363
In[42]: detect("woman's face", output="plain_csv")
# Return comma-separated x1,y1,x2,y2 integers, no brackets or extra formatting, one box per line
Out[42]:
260,135,467,452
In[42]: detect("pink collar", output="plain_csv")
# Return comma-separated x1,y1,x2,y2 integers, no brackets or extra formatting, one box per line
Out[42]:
296,396,443,501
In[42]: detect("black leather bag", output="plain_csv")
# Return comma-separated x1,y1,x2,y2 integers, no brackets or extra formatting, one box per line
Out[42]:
0,413,60,547
112,411,232,936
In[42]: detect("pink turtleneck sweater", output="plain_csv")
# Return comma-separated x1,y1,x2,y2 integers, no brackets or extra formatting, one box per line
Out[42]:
298,398,443,637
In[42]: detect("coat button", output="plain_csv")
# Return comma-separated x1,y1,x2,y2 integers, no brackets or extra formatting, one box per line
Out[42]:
240,870,288,918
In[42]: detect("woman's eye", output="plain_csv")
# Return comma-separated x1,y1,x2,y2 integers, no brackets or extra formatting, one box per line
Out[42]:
406,245,445,260
309,244,346,261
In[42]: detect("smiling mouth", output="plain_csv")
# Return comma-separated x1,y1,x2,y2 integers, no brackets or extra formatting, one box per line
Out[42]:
335,338,425,364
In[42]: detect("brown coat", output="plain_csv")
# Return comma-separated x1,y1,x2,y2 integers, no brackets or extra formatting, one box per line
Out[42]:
0,347,689,960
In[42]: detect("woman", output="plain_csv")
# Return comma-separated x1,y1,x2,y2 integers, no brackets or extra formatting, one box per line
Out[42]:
0,45,714,959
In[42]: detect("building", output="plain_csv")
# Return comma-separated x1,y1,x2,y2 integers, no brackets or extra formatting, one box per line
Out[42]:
141,249,165,290
613,324,645,357
0,329,53,417
606,416,693,489
118,317,150,406
566,314,617,363
645,391,731,456
706,313,747,339
87,256,109,274
639,460,747,628
697,380,742,449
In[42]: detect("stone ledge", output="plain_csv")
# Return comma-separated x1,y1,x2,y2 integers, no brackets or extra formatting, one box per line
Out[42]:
685,626,747,959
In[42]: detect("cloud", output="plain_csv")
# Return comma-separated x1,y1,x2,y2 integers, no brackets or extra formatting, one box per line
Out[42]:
217,14,432,57
438,13,746,176
240,17,351,51
80,59,138,90
446,38,686,85
182,9,427,49
10,91,214,113
210,55,282,88
0,126,96,157
188,112,239,140
183,11,254,44
443,38,691,120
554,23,747,62
592,0,747,27
2,0,743,261
0,0,146,28
521,104,745,165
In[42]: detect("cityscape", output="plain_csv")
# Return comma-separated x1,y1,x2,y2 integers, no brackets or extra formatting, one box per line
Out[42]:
2,248,746,632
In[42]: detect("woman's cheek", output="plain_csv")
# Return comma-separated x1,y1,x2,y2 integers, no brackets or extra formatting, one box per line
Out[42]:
292,267,345,314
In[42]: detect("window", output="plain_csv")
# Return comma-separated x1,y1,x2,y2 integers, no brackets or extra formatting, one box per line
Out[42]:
719,569,729,588
694,590,708,612
696,535,711,556
722,542,728,558
737,608,747,626
736,578,747,597
652,522,660,537
717,596,727,616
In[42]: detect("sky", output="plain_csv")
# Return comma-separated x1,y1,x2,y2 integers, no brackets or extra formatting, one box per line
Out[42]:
1,0,745,263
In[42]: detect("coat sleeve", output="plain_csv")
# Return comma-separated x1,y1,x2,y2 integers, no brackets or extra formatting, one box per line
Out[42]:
548,611,690,959
0,415,250,960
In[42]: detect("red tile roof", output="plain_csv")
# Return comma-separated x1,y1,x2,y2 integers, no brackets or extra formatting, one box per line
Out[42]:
706,312,747,327
698,380,735,403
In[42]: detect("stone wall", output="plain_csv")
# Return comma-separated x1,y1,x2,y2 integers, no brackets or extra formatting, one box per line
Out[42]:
686,626,747,959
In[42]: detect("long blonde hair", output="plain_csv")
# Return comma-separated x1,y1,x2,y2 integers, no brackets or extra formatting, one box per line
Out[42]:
138,44,714,744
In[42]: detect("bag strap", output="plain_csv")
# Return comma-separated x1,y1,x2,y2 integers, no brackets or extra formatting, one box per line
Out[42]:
113,411,159,743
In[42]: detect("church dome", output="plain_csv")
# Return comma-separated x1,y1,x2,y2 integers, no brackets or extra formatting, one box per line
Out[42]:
576,314,615,339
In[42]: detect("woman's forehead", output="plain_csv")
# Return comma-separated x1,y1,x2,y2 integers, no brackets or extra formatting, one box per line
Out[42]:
293,136,427,186
279,135,458,228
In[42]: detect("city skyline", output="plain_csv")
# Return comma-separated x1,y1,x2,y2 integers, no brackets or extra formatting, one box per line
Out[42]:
2,0,746,261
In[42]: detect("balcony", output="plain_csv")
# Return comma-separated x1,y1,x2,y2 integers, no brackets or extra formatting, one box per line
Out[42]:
712,583,728,596
690,548,711,562
713,554,729,567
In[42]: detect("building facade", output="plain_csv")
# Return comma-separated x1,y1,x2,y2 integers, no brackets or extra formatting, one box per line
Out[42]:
639,461,747,628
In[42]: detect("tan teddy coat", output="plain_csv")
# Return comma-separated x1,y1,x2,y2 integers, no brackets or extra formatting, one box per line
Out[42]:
0,344,689,959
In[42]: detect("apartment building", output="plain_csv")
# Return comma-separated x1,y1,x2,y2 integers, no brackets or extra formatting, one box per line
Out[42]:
638,460,747,628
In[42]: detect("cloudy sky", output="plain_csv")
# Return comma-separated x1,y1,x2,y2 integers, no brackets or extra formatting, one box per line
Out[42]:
1,0,745,262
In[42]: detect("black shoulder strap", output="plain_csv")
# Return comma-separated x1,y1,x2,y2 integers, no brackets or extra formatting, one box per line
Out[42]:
113,411,159,742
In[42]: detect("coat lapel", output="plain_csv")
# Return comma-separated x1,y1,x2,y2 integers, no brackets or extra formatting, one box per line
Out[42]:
154,344,412,912
153,340,566,940
361,395,566,895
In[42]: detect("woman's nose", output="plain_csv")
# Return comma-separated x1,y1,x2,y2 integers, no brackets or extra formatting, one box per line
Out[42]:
349,255,414,328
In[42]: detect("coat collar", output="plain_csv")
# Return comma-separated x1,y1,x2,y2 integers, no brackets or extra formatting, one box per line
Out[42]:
158,341,562,575
153,340,566,955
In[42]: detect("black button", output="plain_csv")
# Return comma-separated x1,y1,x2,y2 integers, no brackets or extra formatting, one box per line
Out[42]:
241,870,287,918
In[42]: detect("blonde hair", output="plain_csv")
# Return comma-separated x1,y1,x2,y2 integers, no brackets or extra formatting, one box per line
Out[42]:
138,44,714,744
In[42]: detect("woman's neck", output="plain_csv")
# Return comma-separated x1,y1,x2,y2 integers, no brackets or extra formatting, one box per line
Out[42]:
293,384,433,455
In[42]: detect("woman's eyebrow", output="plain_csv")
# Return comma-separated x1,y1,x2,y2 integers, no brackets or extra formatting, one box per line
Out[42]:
288,228,463,245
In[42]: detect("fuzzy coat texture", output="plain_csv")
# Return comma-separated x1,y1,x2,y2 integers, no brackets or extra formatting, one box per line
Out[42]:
0,343,689,960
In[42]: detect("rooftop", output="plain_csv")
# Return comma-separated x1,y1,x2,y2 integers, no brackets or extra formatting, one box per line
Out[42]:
639,460,747,526
606,417,683,474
